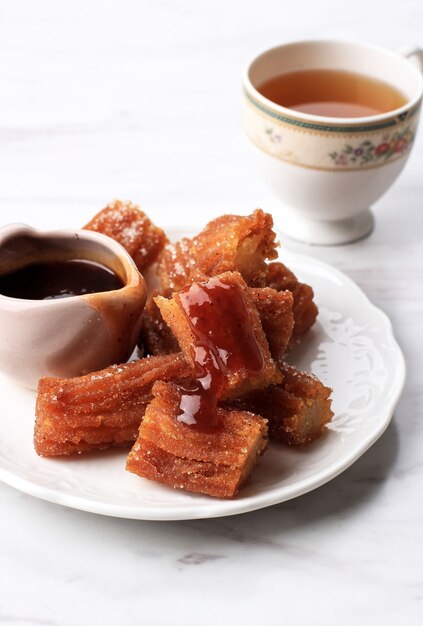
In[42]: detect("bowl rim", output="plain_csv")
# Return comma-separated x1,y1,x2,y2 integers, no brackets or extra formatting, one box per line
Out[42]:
0,223,145,306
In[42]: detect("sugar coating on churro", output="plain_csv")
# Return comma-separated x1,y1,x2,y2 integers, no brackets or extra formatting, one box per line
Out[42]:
34,353,190,456
84,200,167,271
126,381,268,498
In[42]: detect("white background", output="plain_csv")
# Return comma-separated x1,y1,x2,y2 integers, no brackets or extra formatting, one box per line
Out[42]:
0,1,422,625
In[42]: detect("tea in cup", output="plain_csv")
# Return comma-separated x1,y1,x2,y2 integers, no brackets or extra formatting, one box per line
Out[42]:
243,40,423,244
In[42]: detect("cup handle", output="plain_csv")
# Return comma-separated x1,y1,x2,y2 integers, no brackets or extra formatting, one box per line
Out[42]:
397,44,423,74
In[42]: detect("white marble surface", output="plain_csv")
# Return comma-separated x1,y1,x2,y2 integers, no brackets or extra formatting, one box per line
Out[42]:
0,1,423,624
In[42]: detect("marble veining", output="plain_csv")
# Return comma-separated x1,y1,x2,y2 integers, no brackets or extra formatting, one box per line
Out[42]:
1,1,423,625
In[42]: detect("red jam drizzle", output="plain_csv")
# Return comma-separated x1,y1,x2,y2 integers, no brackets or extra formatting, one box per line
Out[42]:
176,277,264,431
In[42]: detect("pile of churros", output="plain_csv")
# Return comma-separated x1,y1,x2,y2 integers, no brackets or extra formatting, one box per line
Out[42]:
34,201,333,499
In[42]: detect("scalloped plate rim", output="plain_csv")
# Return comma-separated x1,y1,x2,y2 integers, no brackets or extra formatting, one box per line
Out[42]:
0,242,406,520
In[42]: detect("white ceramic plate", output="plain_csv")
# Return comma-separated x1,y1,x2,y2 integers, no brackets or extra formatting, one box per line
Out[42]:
0,247,405,520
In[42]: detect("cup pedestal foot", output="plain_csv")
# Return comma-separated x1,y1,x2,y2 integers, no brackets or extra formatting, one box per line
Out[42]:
278,208,375,245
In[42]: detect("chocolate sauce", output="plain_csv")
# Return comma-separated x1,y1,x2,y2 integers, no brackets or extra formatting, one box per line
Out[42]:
0,259,124,300
176,277,264,431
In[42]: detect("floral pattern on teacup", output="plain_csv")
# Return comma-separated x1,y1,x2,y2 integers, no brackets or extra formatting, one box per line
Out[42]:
265,126,282,144
245,91,420,171
329,127,414,167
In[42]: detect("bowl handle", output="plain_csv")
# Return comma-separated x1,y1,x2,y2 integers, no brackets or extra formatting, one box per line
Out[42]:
397,44,423,74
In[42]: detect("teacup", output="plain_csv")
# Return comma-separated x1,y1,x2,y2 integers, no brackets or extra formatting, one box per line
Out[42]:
243,40,423,244
0,224,147,389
